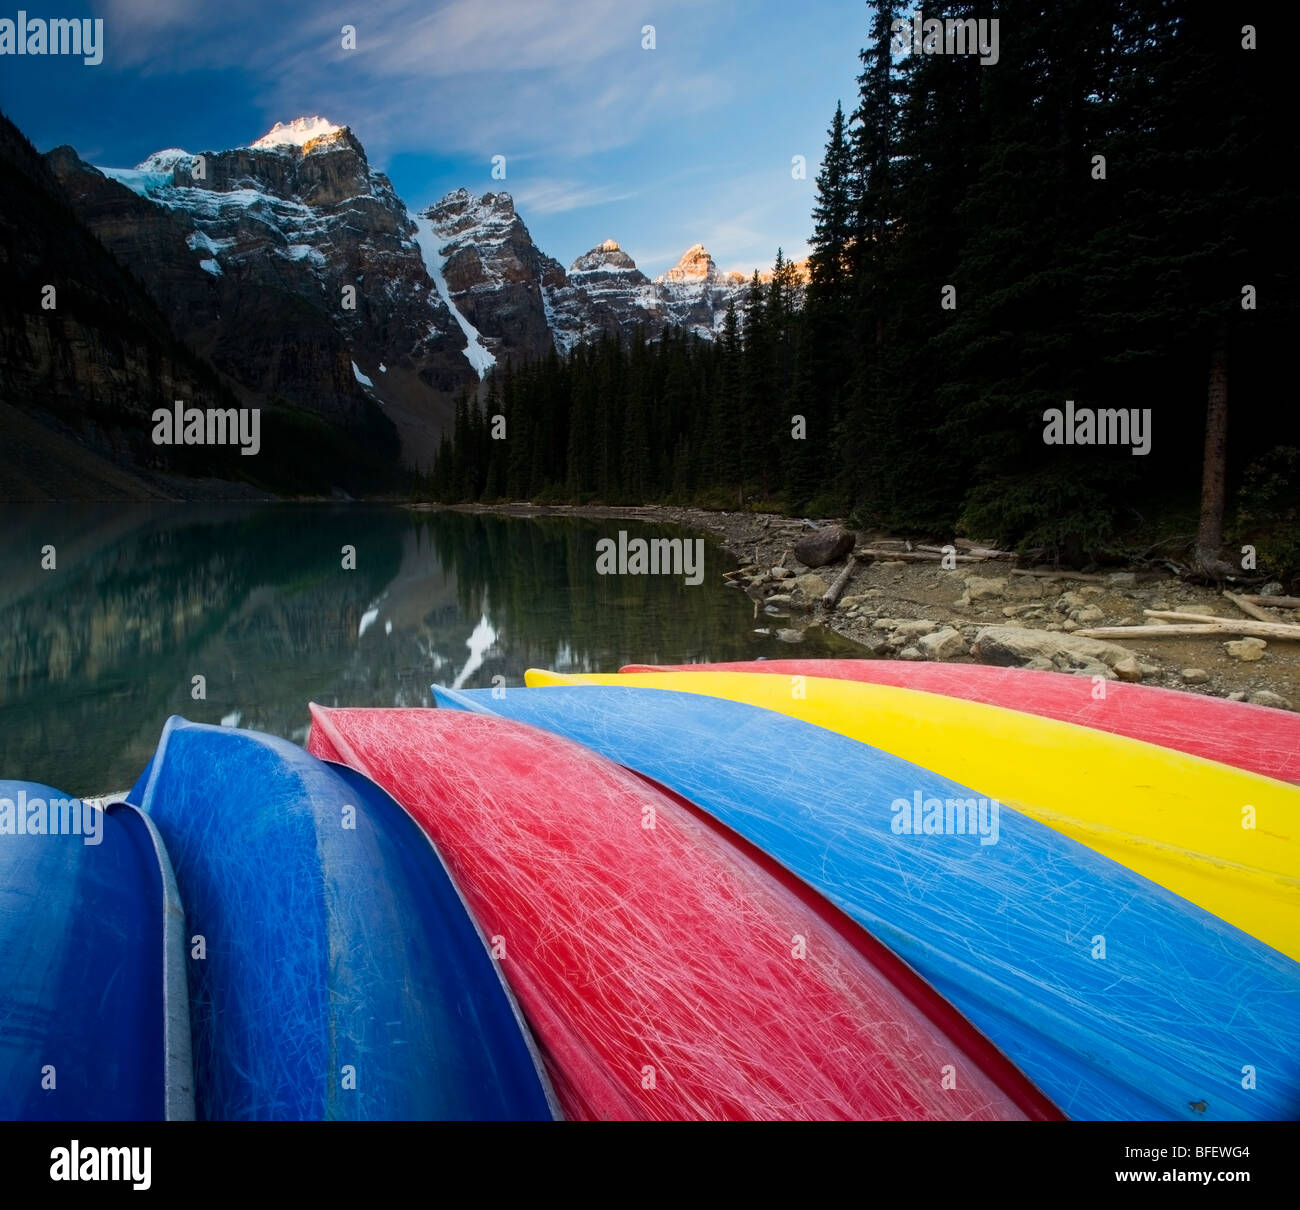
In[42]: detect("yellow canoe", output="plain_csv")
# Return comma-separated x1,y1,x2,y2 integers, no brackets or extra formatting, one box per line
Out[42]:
526,668,1300,963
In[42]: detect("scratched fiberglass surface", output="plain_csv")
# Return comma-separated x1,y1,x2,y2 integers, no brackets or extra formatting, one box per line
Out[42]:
127,717,556,1121
433,684,1300,1122
620,659,1300,785
308,704,1059,1121
543,669,1300,965
0,787,191,1120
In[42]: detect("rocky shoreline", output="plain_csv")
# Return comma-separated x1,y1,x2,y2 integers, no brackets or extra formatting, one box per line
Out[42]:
421,502,1300,711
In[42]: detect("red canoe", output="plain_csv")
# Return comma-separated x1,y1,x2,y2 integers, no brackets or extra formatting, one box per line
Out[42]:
308,705,1058,1122
621,660,1300,784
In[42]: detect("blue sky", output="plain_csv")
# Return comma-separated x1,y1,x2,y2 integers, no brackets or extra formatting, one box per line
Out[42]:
0,1,868,276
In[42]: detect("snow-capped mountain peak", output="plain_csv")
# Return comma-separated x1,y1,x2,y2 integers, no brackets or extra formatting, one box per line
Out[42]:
657,243,718,285
249,116,344,150
568,239,640,276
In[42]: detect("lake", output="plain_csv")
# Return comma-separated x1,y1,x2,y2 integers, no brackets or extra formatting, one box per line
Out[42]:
0,504,860,794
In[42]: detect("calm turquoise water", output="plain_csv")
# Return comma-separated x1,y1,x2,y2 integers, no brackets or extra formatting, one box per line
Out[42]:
0,505,859,794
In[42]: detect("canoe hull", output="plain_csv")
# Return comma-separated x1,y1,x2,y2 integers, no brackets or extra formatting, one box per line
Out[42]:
622,659,1300,784
435,683,1300,1122
310,704,1059,1121
129,716,556,1121
550,668,1300,962
0,783,193,1121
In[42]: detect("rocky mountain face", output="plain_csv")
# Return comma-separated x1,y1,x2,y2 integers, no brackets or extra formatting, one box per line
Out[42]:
6,112,791,493
420,188,563,366
542,239,751,352
0,111,251,500
49,118,478,467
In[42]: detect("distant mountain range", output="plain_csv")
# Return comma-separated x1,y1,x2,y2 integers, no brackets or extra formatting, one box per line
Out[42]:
0,113,808,494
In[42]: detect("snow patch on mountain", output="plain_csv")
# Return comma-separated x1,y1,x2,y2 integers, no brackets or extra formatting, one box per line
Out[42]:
250,117,342,149
413,215,496,378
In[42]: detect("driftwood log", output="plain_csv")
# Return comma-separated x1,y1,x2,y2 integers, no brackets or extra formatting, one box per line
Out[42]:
1009,569,1108,583
1076,615,1300,641
1237,594,1300,609
820,556,858,611
1223,591,1278,624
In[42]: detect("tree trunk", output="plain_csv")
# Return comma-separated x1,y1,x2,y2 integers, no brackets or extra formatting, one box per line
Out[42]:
1195,322,1229,568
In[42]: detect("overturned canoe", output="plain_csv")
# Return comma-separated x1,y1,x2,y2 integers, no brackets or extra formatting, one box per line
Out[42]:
435,682,1300,1122
0,783,192,1120
621,659,1300,785
128,717,557,1121
540,669,1300,963
309,704,1059,1121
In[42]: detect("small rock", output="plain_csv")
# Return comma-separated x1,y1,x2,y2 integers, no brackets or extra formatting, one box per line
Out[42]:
793,525,855,569
1138,663,1161,677
1074,605,1104,624
1149,600,1171,612
1061,620,1080,632
1023,657,1056,672
1224,638,1267,661
918,627,967,660
1063,659,1115,680
964,575,1008,601
770,566,793,580
764,594,793,608
898,646,925,661
1180,668,1210,684
1260,582,1285,597
1080,586,1105,596
892,620,938,639
788,573,829,604
1107,572,1137,587
775,628,805,643
1112,655,1143,682
1228,691,1247,702
1248,690,1291,709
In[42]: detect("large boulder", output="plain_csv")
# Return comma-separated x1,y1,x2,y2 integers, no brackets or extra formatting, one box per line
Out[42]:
971,626,1141,676
793,525,855,569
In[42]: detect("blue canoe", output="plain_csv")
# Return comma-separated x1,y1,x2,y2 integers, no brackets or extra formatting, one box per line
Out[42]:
433,684,1300,1122
128,716,558,1121
0,782,193,1120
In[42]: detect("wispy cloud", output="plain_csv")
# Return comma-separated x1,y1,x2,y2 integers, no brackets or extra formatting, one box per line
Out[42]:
510,179,638,216
99,0,709,160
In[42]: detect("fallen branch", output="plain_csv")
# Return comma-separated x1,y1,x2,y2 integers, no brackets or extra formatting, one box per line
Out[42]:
857,548,985,563
1223,591,1277,624
1076,619,1300,641
821,556,858,611
1009,568,1109,583
1238,594,1300,609
914,544,1014,561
